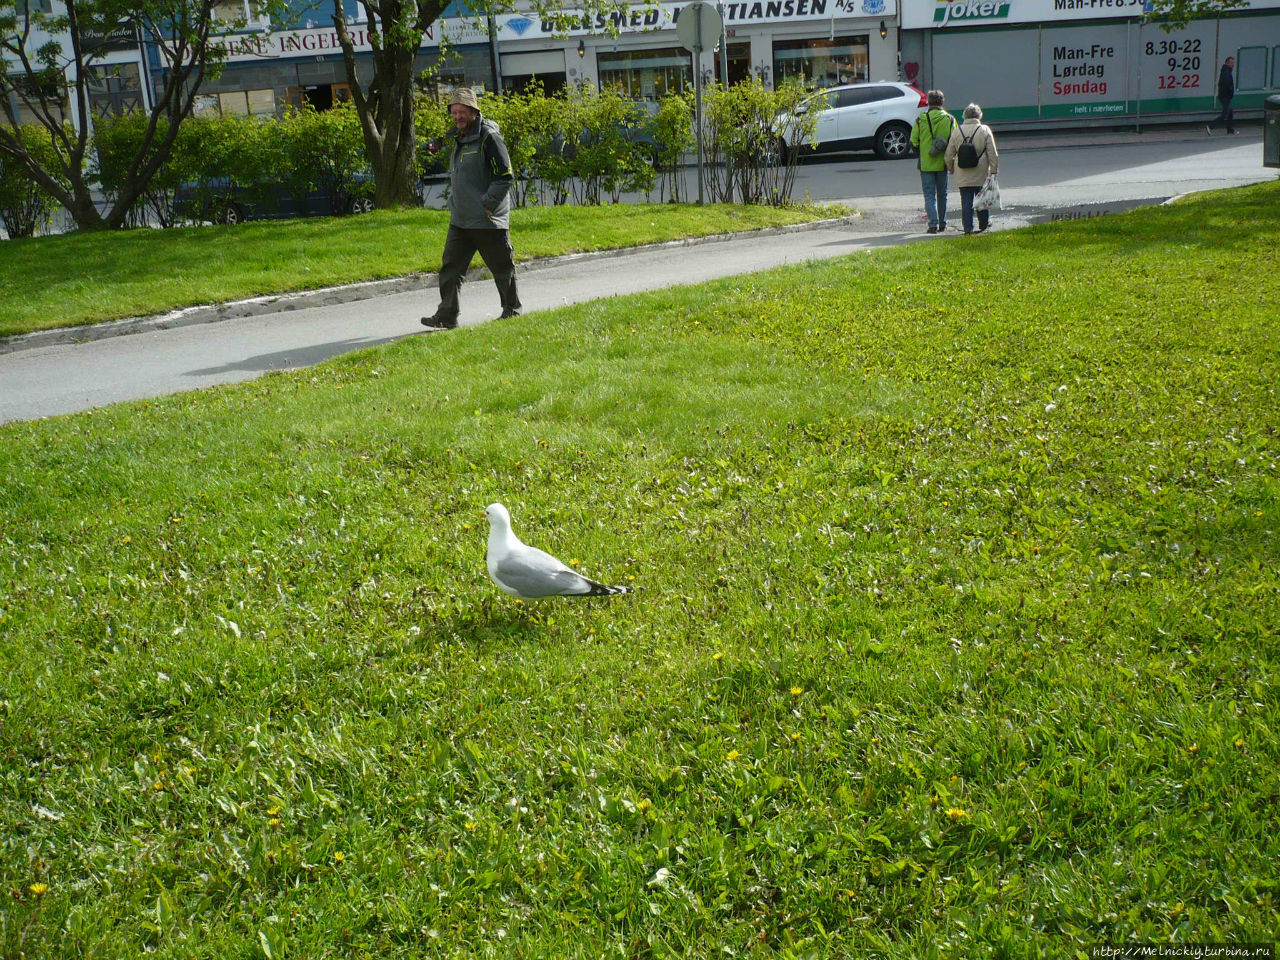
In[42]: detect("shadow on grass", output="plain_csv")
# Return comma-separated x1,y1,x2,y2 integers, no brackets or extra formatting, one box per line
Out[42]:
415,594,555,647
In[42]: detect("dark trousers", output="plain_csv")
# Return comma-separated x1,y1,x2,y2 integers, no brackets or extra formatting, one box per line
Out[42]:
959,186,990,234
1208,97,1235,132
436,224,521,320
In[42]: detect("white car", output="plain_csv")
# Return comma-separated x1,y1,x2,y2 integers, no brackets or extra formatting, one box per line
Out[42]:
780,81,928,161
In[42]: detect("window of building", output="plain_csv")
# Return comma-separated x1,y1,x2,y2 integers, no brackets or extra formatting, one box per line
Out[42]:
772,35,868,89
713,42,752,86
213,0,247,25
86,62,144,117
1234,46,1266,91
1272,46,1279,88
597,46,693,101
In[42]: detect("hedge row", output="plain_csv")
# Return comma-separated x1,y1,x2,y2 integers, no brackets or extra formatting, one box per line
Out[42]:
1,80,819,235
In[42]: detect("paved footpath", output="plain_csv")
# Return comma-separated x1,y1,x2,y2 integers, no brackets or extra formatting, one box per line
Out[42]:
0,216,931,425
1,129,1272,425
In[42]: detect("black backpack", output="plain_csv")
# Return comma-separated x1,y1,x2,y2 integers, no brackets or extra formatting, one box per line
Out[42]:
956,125,985,169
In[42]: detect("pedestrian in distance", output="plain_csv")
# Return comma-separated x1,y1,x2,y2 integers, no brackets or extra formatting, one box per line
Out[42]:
946,103,999,235
910,89,957,234
1206,56,1236,136
421,87,522,330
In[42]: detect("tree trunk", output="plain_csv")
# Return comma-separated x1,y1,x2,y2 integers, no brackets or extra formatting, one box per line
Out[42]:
333,0,449,210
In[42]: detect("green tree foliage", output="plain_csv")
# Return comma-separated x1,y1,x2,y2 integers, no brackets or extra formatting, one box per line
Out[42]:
1143,0,1236,30
0,0,284,230
0,124,64,236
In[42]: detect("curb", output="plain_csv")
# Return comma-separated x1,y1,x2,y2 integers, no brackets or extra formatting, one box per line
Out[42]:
0,214,860,357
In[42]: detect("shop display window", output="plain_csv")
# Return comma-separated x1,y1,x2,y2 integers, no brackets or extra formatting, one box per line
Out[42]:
597,46,693,100
772,35,868,88
86,62,144,117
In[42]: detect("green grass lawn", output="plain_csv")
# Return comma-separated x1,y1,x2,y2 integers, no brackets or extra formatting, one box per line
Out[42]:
0,203,844,338
1,183,1277,958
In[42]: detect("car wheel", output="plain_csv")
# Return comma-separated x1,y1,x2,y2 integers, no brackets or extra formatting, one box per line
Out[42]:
220,202,245,225
875,122,913,160
349,196,375,215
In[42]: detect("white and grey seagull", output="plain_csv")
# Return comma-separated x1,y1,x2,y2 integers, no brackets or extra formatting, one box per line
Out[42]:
484,502,631,599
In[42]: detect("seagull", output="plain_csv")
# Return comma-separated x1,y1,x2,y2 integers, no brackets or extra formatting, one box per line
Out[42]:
484,503,631,599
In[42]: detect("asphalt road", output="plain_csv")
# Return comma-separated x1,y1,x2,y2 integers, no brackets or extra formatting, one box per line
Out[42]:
1,124,1273,426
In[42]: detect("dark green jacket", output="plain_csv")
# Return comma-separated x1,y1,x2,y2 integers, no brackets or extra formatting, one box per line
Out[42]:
447,114,514,230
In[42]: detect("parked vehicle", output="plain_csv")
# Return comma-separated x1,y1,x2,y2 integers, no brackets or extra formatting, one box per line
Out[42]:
174,173,375,225
776,82,927,161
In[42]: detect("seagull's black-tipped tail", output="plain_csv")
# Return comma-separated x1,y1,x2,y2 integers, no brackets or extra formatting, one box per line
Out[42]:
581,578,631,597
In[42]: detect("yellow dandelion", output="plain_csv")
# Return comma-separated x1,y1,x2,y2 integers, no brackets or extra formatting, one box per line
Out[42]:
946,807,967,821
726,750,740,761
790,686,804,697
713,652,724,661
152,782,164,791
465,821,477,832
268,818,282,827
29,883,48,896
1234,738,1245,749
333,851,345,863
791,732,802,741
637,799,653,812
1188,744,1198,754
267,805,281,816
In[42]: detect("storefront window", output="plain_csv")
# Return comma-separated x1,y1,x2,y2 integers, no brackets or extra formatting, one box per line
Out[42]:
714,42,752,86
772,35,868,89
86,63,143,117
597,46,692,101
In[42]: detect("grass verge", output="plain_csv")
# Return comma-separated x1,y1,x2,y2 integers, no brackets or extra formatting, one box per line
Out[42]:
1,183,1277,957
0,203,845,338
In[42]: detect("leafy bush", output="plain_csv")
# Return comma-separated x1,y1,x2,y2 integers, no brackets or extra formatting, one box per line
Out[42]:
413,91,453,184
478,82,563,208
270,104,370,216
0,127,65,239
93,114,208,229
567,85,652,204
647,90,694,203
704,79,818,206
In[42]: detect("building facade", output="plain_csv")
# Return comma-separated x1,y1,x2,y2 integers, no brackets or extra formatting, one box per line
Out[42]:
187,0,902,118
898,0,1280,126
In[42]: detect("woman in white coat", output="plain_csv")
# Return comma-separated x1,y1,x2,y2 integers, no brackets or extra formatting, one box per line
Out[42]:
945,103,999,235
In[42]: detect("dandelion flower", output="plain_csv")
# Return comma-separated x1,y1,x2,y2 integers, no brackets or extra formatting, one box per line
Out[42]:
465,821,478,832
726,750,740,761
267,805,282,816
713,652,724,662
268,818,282,827
946,807,967,821
333,851,345,863
29,883,48,896
790,686,804,697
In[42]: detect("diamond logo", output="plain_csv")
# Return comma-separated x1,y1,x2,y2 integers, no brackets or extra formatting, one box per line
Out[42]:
506,16,533,36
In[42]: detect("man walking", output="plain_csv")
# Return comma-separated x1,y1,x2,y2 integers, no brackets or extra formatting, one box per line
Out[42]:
910,90,956,234
1206,56,1236,136
422,87,522,330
